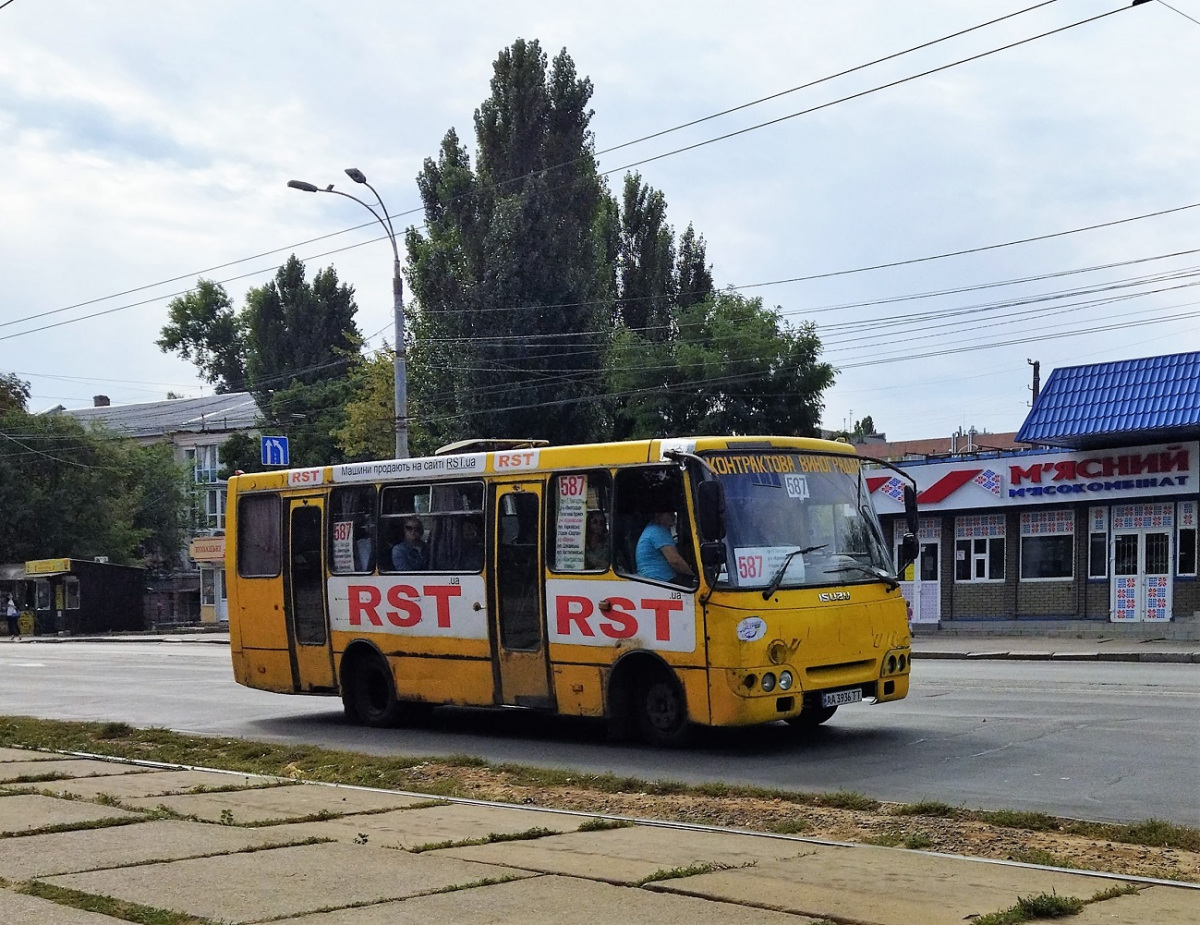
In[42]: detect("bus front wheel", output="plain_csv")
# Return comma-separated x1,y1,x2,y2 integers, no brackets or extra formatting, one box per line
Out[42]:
343,653,402,728
635,670,691,748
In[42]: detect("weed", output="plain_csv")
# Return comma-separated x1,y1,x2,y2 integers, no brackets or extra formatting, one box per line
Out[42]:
893,799,960,818
218,808,235,826
904,832,932,850
1008,848,1079,869
96,722,133,740
766,818,810,835
20,881,215,925
636,862,716,885
577,817,634,832
978,809,1060,831
409,826,560,853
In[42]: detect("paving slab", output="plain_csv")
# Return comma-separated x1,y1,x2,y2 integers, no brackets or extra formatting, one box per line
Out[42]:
651,843,1130,925
436,823,813,884
0,817,314,880
123,781,432,823
1071,883,1200,924
0,793,142,835
0,758,152,784
272,802,582,850
0,747,62,763
44,840,535,923
21,768,277,801
0,889,126,923
269,874,819,924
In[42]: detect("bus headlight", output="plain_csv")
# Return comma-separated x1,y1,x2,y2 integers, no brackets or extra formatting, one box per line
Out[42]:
778,670,794,691
761,672,777,692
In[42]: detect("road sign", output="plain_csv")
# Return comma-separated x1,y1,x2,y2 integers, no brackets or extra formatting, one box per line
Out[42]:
261,436,289,467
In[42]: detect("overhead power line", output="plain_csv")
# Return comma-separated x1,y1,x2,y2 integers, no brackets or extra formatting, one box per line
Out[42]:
2,0,1133,340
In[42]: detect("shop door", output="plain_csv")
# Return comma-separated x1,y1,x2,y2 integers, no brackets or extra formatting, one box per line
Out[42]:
1111,529,1172,622
286,499,336,690
492,484,554,708
215,568,228,623
899,518,941,624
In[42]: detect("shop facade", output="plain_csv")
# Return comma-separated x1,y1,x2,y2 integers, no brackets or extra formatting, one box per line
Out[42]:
866,351,1200,635
21,558,145,635
871,442,1198,629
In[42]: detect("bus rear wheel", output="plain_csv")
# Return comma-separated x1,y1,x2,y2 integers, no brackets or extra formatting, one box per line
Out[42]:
786,704,837,730
635,670,691,748
343,653,403,728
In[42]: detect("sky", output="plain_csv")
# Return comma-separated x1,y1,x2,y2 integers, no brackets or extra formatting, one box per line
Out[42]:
3,0,1200,443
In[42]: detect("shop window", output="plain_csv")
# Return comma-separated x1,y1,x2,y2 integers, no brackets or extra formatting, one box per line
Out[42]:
200,568,216,606
1020,509,1074,580
380,481,485,573
237,493,281,578
954,515,1004,582
549,470,613,572
1178,501,1197,578
64,578,80,610
329,485,378,573
36,581,51,610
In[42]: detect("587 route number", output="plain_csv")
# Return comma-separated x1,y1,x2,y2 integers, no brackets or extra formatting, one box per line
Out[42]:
737,554,764,579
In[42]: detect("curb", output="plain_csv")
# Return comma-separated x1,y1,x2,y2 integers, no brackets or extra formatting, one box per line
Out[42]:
914,650,1200,663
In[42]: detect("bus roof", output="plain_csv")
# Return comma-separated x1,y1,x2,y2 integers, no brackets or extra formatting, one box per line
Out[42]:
228,435,859,491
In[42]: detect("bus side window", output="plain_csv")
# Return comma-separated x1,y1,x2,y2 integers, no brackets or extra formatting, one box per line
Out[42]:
612,466,694,582
549,469,612,573
329,485,377,574
237,494,281,578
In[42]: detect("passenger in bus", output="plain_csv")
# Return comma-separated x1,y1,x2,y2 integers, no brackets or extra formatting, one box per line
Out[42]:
584,510,610,570
636,503,695,585
392,518,429,571
456,516,485,571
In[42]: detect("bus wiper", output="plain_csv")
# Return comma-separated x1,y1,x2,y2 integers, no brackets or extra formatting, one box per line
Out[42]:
826,561,900,591
761,545,826,600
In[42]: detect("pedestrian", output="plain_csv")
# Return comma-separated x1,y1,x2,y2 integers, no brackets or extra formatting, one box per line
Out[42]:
5,594,19,639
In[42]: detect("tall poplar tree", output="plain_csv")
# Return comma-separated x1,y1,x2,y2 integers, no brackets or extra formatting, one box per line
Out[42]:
405,39,611,450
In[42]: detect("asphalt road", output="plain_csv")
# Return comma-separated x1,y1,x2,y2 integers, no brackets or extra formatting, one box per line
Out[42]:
1,640,1196,826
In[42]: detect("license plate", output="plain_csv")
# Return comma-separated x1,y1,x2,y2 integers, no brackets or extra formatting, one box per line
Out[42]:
822,688,863,708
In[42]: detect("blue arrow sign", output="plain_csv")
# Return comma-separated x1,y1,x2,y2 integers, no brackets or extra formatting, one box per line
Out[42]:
261,436,289,467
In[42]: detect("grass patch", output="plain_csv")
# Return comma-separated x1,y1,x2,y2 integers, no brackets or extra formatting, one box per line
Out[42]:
409,826,560,853
21,880,217,925
978,809,1061,832
766,818,810,835
577,817,634,832
973,890,1084,925
636,862,717,885
1008,848,1080,869
0,816,143,839
893,799,961,818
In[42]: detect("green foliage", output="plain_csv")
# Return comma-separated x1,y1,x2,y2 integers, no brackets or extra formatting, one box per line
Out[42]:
405,39,612,452
157,279,247,391
0,412,185,565
332,347,404,461
0,373,30,414
608,290,834,438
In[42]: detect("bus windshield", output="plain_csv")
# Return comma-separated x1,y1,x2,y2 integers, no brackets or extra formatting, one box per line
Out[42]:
706,451,894,591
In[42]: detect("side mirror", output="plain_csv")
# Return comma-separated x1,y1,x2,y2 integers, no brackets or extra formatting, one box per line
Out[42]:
696,480,726,541
899,532,919,572
700,541,726,570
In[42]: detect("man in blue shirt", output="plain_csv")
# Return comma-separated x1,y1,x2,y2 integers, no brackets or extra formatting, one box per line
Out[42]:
636,505,695,585
392,518,429,571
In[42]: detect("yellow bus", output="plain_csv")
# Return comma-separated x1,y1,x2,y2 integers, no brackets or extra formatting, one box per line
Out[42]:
226,435,918,746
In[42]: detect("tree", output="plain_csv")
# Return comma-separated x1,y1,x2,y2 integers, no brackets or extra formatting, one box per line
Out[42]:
405,39,611,451
156,280,247,392
0,412,188,565
160,256,362,467
331,346,413,461
608,291,834,438
0,373,30,414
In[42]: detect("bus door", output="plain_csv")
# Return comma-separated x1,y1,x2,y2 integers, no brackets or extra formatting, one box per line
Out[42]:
491,483,555,708
285,497,336,691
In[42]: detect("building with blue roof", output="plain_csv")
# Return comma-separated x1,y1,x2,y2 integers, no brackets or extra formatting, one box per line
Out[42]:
866,352,1199,638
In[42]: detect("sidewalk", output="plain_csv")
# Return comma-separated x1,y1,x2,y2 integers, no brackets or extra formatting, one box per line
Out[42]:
9,629,1200,664
1,746,1197,924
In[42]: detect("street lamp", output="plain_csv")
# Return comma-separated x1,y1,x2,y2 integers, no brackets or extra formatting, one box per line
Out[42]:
287,169,409,459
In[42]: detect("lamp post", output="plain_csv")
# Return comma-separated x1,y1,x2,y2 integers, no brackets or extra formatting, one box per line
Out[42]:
287,169,409,459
